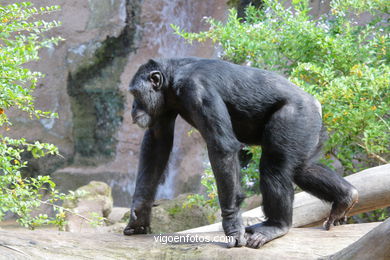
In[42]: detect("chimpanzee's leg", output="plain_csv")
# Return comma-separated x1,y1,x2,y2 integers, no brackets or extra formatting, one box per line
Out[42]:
245,104,302,248
294,163,358,229
245,152,295,248
124,117,175,235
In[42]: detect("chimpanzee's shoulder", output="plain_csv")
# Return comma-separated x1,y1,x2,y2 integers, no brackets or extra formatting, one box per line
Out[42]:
170,58,226,78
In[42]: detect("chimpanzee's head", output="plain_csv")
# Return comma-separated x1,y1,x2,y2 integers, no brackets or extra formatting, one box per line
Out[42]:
129,59,165,129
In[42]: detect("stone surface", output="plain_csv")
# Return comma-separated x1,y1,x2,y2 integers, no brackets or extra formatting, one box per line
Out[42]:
120,194,219,233
52,166,135,208
107,207,129,225
0,223,380,259
150,194,219,233
63,181,113,232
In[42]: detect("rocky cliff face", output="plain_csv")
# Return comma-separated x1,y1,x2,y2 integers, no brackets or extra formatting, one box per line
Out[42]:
6,0,228,206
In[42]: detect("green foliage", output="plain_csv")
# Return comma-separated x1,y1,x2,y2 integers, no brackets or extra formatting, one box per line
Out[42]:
184,167,220,209
0,2,62,123
183,167,219,223
241,146,262,194
0,2,70,229
174,0,389,207
167,205,183,217
88,212,107,227
353,207,390,223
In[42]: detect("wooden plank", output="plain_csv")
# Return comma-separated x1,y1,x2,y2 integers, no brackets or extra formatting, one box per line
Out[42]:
0,223,380,259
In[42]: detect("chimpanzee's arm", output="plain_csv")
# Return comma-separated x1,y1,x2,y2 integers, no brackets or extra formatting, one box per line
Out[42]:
124,113,177,235
181,84,246,247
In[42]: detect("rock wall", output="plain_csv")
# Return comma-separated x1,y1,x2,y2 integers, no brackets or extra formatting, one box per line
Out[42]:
5,0,228,206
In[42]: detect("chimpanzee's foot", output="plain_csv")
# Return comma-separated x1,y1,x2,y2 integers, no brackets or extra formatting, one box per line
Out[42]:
123,207,152,235
123,223,151,235
324,188,358,230
245,222,289,249
223,216,247,248
226,228,247,248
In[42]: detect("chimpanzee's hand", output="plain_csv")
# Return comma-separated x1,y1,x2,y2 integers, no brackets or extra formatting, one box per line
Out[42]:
123,207,151,235
222,215,247,248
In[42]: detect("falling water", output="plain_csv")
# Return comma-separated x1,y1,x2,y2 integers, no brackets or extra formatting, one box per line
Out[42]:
141,1,208,58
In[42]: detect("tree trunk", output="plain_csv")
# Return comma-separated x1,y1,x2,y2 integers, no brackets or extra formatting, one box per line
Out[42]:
326,217,390,260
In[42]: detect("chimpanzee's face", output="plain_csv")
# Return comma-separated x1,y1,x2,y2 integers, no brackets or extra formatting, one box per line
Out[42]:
131,100,152,129
129,67,164,129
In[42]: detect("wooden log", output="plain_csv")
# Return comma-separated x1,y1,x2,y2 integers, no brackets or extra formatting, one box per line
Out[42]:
184,164,390,233
326,217,390,260
0,223,381,259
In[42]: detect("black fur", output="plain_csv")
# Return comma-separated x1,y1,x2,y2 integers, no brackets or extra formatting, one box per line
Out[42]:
124,57,358,248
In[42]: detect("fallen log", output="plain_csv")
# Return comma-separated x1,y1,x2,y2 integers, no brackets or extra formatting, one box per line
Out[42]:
325,217,390,260
183,164,390,233
0,223,381,259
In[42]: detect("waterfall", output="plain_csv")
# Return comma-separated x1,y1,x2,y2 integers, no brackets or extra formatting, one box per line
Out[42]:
143,1,195,58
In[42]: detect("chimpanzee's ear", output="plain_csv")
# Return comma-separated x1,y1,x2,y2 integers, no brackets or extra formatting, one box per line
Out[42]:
149,71,163,90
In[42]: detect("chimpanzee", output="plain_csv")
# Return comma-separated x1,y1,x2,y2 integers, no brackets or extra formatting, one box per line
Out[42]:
124,57,358,249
